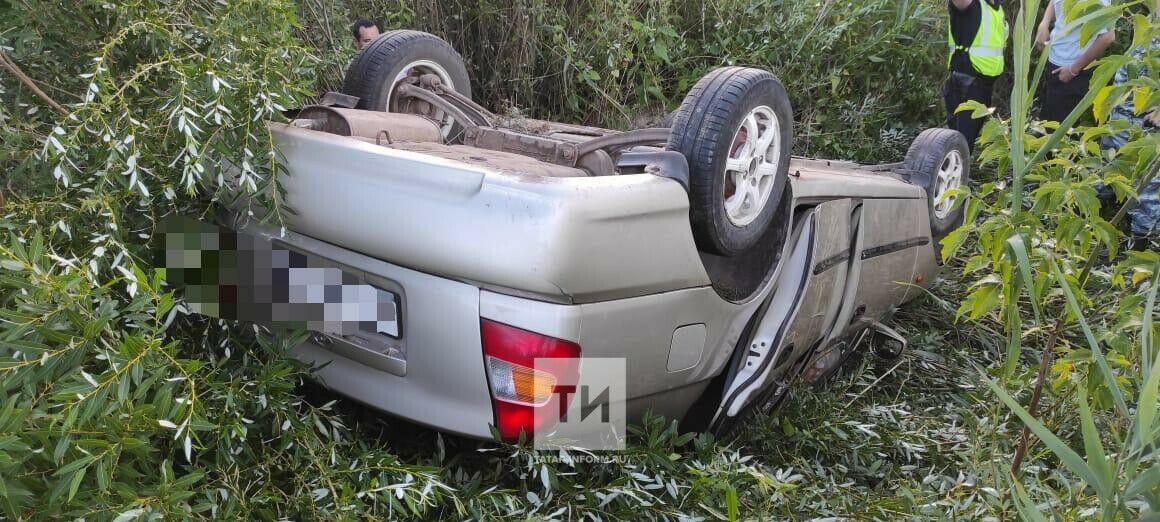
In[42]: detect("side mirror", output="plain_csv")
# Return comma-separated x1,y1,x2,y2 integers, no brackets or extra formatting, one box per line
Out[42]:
854,317,907,360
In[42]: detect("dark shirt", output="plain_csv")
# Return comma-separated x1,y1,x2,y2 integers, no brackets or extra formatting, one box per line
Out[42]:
948,0,1002,78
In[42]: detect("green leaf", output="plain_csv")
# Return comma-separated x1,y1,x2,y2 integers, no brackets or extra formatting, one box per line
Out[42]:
1010,476,1050,522
1078,10,1118,48
67,464,86,502
652,42,670,63
53,455,94,478
725,483,739,522
1092,85,1114,125
955,99,989,118
1049,257,1130,417
1126,465,1160,499
1131,14,1153,49
1003,304,1022,380
1006,233,1042,323
958,283,1001,320
985,376,1105,492
1136,266,1160,450
1077,386,1112,498
941,225,969,262
1133,86,1154,117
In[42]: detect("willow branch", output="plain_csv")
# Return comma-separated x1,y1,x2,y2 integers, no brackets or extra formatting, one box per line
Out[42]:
0,48,69,115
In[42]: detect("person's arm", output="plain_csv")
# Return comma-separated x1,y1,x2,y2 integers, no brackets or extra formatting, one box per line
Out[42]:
1054,29,1116,82
951,0,974,10
1036,2,1055,50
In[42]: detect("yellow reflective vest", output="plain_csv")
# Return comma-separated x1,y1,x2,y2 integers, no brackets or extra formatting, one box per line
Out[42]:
948,1,1008,77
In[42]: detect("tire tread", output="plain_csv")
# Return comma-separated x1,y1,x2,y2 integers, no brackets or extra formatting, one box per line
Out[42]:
341,30,471,111
901,128,971,243
667,67,793,255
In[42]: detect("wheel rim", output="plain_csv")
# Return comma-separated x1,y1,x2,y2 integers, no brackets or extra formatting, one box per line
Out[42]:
387,59,456,138
723,106,782,227
932,149,964,220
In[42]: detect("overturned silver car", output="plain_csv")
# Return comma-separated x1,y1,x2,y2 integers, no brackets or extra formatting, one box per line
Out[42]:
197,30,971,442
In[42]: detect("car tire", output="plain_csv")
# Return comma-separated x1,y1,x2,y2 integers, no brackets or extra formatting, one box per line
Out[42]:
900,128,970,244
667,67,794,257
341,30,472,141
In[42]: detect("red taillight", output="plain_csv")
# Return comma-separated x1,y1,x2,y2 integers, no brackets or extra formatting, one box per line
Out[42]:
481,319,581,442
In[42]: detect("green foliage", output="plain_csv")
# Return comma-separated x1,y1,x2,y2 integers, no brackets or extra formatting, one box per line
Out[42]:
4,0,1158,519
948,0,1160,519
0,1,466,518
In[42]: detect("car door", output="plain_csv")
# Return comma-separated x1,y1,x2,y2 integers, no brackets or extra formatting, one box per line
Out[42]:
828,197,928,341
714,198,853,422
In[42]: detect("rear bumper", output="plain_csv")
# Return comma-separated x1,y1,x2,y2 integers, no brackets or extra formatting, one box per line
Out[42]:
267,122,710,304
233,220,728,439
240,221,497,438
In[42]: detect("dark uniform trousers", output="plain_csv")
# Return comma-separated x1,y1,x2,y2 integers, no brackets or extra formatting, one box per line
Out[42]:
1041,60,1094,123
943,71,996,153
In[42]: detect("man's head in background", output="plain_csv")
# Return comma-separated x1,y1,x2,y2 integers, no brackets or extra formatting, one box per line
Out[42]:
351,19,380,50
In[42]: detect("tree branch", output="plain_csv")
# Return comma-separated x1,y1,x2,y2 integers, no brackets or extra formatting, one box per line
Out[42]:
0,48,69,115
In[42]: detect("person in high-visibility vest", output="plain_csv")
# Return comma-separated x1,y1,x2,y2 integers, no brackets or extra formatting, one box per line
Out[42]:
944,0,1008,152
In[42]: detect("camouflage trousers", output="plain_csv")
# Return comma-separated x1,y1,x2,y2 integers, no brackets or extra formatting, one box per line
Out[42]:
1100,113,1160,236
1128,178,1160,235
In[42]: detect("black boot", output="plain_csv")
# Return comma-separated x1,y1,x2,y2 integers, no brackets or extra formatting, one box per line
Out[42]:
1128,234,1156,252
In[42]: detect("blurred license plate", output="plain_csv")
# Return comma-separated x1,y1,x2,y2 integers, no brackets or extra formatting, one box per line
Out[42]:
274,246,401,339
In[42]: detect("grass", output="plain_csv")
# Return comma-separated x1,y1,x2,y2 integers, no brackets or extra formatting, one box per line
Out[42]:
737,279,1009,519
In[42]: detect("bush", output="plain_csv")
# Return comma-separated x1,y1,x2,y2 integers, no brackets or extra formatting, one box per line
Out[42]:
0,2,461,518
947,1,1160,518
